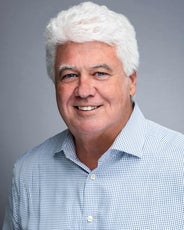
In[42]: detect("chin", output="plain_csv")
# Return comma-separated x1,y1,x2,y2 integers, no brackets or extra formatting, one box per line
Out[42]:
71,124,105,136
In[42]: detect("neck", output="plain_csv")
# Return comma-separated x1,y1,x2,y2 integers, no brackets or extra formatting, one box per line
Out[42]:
73,130,120,170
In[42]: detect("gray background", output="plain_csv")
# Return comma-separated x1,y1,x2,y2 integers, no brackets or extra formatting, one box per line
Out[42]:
0,0,184,227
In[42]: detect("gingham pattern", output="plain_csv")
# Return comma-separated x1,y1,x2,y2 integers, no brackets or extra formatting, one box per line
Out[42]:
3,104,184,230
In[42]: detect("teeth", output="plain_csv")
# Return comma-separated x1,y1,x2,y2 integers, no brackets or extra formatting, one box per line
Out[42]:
77,106,97,111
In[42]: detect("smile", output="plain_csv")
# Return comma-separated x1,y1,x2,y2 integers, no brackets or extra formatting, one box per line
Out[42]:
75,106,100,111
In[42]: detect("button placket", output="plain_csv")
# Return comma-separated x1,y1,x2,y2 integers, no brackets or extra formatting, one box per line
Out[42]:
87,173,96,224
81,172,99,228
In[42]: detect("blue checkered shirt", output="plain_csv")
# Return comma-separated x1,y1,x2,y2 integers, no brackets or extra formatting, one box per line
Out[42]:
3,104,184,229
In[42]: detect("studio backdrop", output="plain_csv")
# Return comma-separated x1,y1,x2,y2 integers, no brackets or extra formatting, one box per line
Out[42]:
0,0,184,227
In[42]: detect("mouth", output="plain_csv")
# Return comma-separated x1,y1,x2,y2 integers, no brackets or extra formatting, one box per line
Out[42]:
74,105,101,111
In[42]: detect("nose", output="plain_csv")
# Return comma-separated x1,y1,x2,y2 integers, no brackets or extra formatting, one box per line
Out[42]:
74,76,96,98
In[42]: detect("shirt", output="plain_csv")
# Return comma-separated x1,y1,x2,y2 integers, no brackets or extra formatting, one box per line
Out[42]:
3,104,184,230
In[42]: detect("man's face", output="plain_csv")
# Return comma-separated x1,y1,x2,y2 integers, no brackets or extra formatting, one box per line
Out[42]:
55,41,136,137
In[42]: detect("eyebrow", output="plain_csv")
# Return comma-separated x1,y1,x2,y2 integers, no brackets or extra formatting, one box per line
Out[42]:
58,63,113,73
89,64,113,72
58,65,77,72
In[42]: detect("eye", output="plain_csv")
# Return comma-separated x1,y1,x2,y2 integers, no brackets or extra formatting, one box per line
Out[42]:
94,72,108,77
93,72,109,79
60,73,78,82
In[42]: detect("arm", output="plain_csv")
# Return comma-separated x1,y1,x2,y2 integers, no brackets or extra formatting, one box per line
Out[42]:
3,166,20,230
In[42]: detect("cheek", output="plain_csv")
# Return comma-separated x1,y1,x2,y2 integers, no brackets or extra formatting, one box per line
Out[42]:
55,86,62,101
56,84,75,109
111,80,130,98
101,85,127,107
55,86,66,109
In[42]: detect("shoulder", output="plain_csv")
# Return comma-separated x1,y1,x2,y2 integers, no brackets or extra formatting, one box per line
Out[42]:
13,130,68,177
145,119,184,153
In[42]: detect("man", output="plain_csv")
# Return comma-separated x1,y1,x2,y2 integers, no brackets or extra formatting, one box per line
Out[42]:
3,2,184,229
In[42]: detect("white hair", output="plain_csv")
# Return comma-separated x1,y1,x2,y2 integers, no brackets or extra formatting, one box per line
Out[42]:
45,1,139,80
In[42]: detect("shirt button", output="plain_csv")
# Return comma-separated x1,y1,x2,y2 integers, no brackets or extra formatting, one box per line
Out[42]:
90,174,96,180
87,215,93,222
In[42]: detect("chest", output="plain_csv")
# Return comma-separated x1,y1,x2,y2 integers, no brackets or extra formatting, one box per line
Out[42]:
20,155,184,229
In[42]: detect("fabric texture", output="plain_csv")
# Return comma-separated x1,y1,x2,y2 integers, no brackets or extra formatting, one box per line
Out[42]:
3,104,184,229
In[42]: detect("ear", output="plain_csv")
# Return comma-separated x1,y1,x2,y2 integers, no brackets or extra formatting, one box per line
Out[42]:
129,71,137,96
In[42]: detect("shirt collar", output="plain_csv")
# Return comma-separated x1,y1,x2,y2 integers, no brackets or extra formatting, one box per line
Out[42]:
54,103,147,159
111,103,147,158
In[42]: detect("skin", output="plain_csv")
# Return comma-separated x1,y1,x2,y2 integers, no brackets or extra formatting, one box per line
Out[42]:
54,41,137,170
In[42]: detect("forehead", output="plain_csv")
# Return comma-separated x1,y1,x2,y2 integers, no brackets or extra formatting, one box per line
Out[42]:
55,41,122,69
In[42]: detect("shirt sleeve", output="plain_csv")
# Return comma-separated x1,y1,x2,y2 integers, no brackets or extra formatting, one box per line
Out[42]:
2,166,20,230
